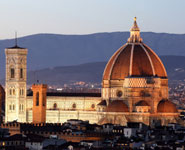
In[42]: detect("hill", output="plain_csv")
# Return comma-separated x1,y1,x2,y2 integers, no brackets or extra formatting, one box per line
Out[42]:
22,55,185,86
0,32,185,80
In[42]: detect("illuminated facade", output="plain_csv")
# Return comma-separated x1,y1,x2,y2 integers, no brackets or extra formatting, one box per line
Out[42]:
5,45,27,122
32,84,47,123
5,18,179,125
100,18,179,125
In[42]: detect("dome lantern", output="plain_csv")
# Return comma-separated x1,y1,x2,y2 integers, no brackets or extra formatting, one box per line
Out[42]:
127,17,143,43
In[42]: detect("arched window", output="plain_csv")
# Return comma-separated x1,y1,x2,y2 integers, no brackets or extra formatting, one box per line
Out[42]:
20,89,24,96
19,104,24,111
21,89,24,96
10,68,15,78
9,89,12,95
36,92,39,106
20,68,23,78
12,89,15,95
53,103,57,110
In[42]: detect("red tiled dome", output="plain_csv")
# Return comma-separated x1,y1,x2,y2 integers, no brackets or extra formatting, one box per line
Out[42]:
103,43,167,80
157,99,178,113
103,18,167,81
106,100,129,112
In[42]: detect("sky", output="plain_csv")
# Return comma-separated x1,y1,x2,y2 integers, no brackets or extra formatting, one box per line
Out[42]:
0,0,185,39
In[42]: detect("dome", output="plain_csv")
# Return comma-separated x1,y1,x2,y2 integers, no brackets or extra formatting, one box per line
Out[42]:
157,99,178,113
103,18,167,81
106,100,129,112
135,100,149,106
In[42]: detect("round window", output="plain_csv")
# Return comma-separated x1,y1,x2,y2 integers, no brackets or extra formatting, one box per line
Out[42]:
117,90,123,97
91,104,95,109
72,103,76,109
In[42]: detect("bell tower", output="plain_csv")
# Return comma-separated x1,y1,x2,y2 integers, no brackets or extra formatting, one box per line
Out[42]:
32,84,47,123
5,44,28,122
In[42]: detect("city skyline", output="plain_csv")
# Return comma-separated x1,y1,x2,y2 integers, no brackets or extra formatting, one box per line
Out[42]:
0,0,185,39
0,2,185,149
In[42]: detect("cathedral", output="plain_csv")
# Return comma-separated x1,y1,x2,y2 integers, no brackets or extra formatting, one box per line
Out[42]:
5,18,179,126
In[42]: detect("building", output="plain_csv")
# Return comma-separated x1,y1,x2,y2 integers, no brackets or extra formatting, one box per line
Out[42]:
99,17,179,125
4,18,179,126
5,45,27,122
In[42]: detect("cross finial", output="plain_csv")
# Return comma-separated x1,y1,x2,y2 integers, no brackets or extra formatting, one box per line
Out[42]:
134,17,137,21
127,17,143,43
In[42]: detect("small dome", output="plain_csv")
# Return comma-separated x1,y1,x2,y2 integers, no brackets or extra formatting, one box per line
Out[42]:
157,99,178,113
106,100,129,112
135,100,149,106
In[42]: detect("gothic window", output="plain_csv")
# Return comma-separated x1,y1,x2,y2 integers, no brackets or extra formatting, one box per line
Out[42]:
36,92,39,106
13,89,15,95
12,105,15,110
20,89,24,96
9,89,12,95
9,105,12,110
20,68,23,78
10,68,15,78
19,104,24,111
20,89,23,96
53,103,57,110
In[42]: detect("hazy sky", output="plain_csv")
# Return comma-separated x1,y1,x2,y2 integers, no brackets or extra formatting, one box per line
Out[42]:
0,0,185,39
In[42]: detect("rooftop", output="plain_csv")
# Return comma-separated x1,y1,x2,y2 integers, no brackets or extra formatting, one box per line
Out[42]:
27,92,101,97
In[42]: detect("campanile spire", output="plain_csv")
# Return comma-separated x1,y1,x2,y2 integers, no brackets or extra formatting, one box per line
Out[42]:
127,17,143,43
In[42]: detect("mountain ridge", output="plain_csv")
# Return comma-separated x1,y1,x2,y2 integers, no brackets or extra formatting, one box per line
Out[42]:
0,55,185,86
26,55,185,86
0,32,185,80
